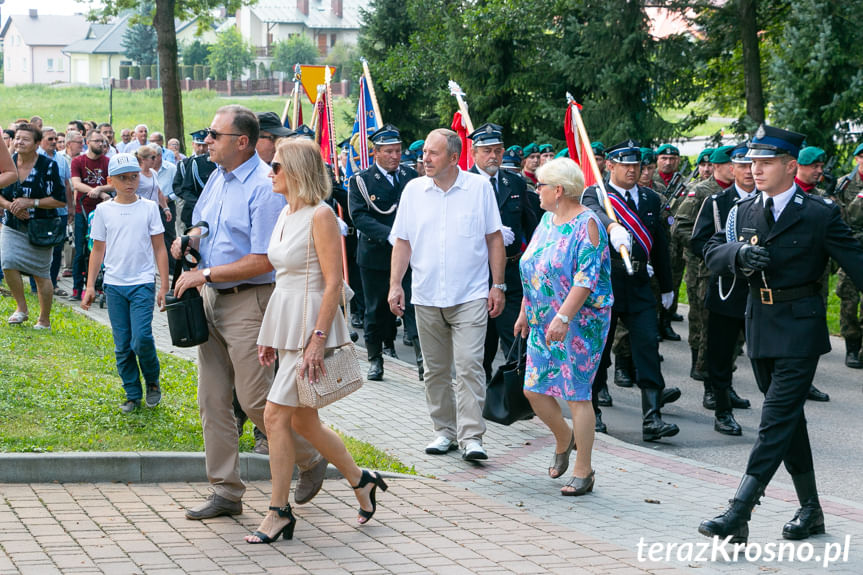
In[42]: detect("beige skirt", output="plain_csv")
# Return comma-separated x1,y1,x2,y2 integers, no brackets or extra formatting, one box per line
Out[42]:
269,348,335,407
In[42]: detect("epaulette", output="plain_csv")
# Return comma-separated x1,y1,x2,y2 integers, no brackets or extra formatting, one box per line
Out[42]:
803,193,834,207
737,194,759,205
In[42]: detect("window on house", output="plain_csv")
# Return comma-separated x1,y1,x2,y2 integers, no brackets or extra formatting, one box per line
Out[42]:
58,58,64,72
47,58,55,71
22,58,27,72
331,34,337,47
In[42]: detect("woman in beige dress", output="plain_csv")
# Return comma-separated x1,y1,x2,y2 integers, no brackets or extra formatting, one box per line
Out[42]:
245,138,386,545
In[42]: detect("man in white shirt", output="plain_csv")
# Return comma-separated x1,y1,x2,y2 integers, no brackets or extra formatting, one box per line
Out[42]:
124,124,148,154
147,144,178,269
389,128,506,461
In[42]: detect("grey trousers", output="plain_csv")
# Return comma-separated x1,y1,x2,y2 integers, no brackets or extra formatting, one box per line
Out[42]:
415,298,488,448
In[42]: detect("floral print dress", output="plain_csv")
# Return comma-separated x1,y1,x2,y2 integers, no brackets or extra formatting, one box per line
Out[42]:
519,210,613,401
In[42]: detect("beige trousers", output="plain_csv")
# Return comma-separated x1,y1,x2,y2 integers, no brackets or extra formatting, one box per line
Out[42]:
415,298,488,448
198,284,320,501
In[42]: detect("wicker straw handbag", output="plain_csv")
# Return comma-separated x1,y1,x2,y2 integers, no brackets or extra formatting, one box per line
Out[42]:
295,208,363,408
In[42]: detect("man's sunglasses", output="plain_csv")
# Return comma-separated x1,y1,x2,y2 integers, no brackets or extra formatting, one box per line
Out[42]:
204,128,243,140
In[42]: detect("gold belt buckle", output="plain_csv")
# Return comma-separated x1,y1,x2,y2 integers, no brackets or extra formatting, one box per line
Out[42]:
760,288,773,305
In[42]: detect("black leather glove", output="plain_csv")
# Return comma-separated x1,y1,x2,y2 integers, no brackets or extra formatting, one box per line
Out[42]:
736,245,771,270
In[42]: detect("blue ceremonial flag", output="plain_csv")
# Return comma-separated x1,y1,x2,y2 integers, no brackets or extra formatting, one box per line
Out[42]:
344,75,379,186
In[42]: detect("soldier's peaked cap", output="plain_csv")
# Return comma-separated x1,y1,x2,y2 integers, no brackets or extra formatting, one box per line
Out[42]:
370,124,401,146
190,129,208,144
468,123,504,147
746,124,806,159
606,140,641,164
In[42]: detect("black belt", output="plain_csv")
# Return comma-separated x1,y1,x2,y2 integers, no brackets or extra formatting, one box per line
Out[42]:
212,283,273,296
750,283,819,305
611,259,642,273
506,253,522,263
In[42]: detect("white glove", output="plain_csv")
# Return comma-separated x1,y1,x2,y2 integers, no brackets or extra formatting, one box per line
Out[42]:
609,225,632,254
336,216,349,237
646,263,654,277
501,225,515,247
661,291,674,310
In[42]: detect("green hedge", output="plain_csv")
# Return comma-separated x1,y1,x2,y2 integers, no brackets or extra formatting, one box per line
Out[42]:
119,65,130,80
129,65,140,80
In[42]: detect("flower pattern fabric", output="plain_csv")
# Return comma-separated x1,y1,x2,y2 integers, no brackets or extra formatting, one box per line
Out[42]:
519,210,613,401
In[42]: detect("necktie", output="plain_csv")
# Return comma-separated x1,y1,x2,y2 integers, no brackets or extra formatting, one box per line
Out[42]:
388,171,398,186
625,190,638,212
490,176,498,196
765,197,775,230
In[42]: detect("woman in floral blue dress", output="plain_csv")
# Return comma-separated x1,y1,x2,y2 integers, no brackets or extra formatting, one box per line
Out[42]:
515,157,613,496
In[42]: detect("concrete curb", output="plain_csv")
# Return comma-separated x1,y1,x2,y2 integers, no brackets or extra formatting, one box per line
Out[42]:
0,451,419,484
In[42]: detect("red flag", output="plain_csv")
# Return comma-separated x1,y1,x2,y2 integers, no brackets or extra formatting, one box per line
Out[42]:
450,111,474,170
317,97,333,164
564,102,597,188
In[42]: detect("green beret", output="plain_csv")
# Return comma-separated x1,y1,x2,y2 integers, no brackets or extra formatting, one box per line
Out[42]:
709,145,735,164
523,142,539,156
640,147,656,165
409,140,424,152
697,148,715,164
554,148,569,159
539,144,554,154
797,146,826,166
507,145,523,159
656,144,680,156
591,141,605,154
854,143,863,157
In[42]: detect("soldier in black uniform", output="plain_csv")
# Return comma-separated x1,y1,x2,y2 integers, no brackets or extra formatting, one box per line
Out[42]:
348,124,421,381
467,123,538,381
699,125,863,544
691,143,755,436
582,141,682,441
173,129,216,229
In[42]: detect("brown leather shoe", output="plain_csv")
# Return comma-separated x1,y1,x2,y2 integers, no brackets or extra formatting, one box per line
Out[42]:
253,437,269,455
295,457,329,505
185,492,242,520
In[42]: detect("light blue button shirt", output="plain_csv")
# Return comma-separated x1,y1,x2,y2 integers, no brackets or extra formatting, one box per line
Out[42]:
192,152,285,289
38,148,70,216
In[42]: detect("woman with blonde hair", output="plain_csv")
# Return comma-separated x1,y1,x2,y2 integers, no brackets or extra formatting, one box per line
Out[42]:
246,138,386,544
515,157,613,496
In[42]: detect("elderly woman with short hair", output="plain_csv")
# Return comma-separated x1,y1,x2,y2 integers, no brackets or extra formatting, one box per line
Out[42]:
515,157,613,496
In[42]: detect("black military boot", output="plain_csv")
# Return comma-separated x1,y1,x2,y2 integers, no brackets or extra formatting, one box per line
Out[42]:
807,385,829,402
592,392,607,433
659,310,681,341
690,348,707,381
702,381,716,410
412,337,424,381
782,471,825,540
642,388,679,442
660,387,681,407
367,341,384,381
383,342,398,359
713,387,742,436
845,337,863,369
596,370,613,406
613,355,634,387
729,386,751,409
699,475,765,544
670,311,684,322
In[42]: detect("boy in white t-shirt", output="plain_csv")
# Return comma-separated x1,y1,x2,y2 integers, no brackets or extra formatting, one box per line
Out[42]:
82,153,170,413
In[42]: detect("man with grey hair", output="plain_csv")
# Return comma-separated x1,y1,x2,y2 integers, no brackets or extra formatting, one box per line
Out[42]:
124,124,148,153
389,128,506,461
172,105,327,520
148,131,176,163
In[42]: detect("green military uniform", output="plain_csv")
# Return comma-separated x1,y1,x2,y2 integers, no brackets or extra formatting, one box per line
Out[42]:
837,162,863,367
673,146,732,379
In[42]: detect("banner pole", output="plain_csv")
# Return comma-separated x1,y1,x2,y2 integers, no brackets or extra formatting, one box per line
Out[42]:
361,58,383,126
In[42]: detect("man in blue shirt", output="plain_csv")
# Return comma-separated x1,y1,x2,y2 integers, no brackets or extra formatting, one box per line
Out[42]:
173,105,327,520
37,126,73,296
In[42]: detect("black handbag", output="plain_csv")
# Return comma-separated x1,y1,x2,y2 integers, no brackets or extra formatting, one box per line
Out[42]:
28,216,67,247
165,225,210,347
483,336,535,425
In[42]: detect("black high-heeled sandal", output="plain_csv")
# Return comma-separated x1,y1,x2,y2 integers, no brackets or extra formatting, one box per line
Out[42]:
245,504,296,544
352,470,388,524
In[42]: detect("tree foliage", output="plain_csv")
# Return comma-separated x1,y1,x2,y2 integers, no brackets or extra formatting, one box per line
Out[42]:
208,28,254,80
181,39,210,67
271,35,320,75
121,1,158,66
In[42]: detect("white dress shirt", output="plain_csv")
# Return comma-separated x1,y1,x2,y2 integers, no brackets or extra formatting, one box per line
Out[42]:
761,183,796,220
390,168,503,308
608,180,639,209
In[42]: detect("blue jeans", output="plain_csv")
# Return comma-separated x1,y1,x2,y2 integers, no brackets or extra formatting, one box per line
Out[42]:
105,283,160,401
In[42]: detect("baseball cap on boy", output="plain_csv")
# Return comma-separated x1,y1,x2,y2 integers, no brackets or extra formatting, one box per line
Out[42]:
108,153,141,176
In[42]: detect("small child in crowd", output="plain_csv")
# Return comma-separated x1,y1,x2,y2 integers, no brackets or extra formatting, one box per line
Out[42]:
82,153,169,413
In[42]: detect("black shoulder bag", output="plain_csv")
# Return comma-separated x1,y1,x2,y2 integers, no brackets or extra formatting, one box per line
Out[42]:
164,222,210,347
483,336,535,425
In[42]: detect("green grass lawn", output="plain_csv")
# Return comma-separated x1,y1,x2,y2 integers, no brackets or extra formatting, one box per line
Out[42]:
0,289,415,474
0,85,356,151
677,273,842,336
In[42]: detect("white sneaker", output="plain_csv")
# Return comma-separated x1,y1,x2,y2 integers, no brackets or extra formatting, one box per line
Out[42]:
462,440,488,461
425,436,456,455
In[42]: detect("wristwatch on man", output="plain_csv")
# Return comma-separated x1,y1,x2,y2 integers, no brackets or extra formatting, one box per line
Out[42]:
555,312,570,325
202,268,212,283
492,283,507,292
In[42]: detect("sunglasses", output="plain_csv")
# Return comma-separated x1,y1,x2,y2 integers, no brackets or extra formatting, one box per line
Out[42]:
204,128,242,140
271,162,282,175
